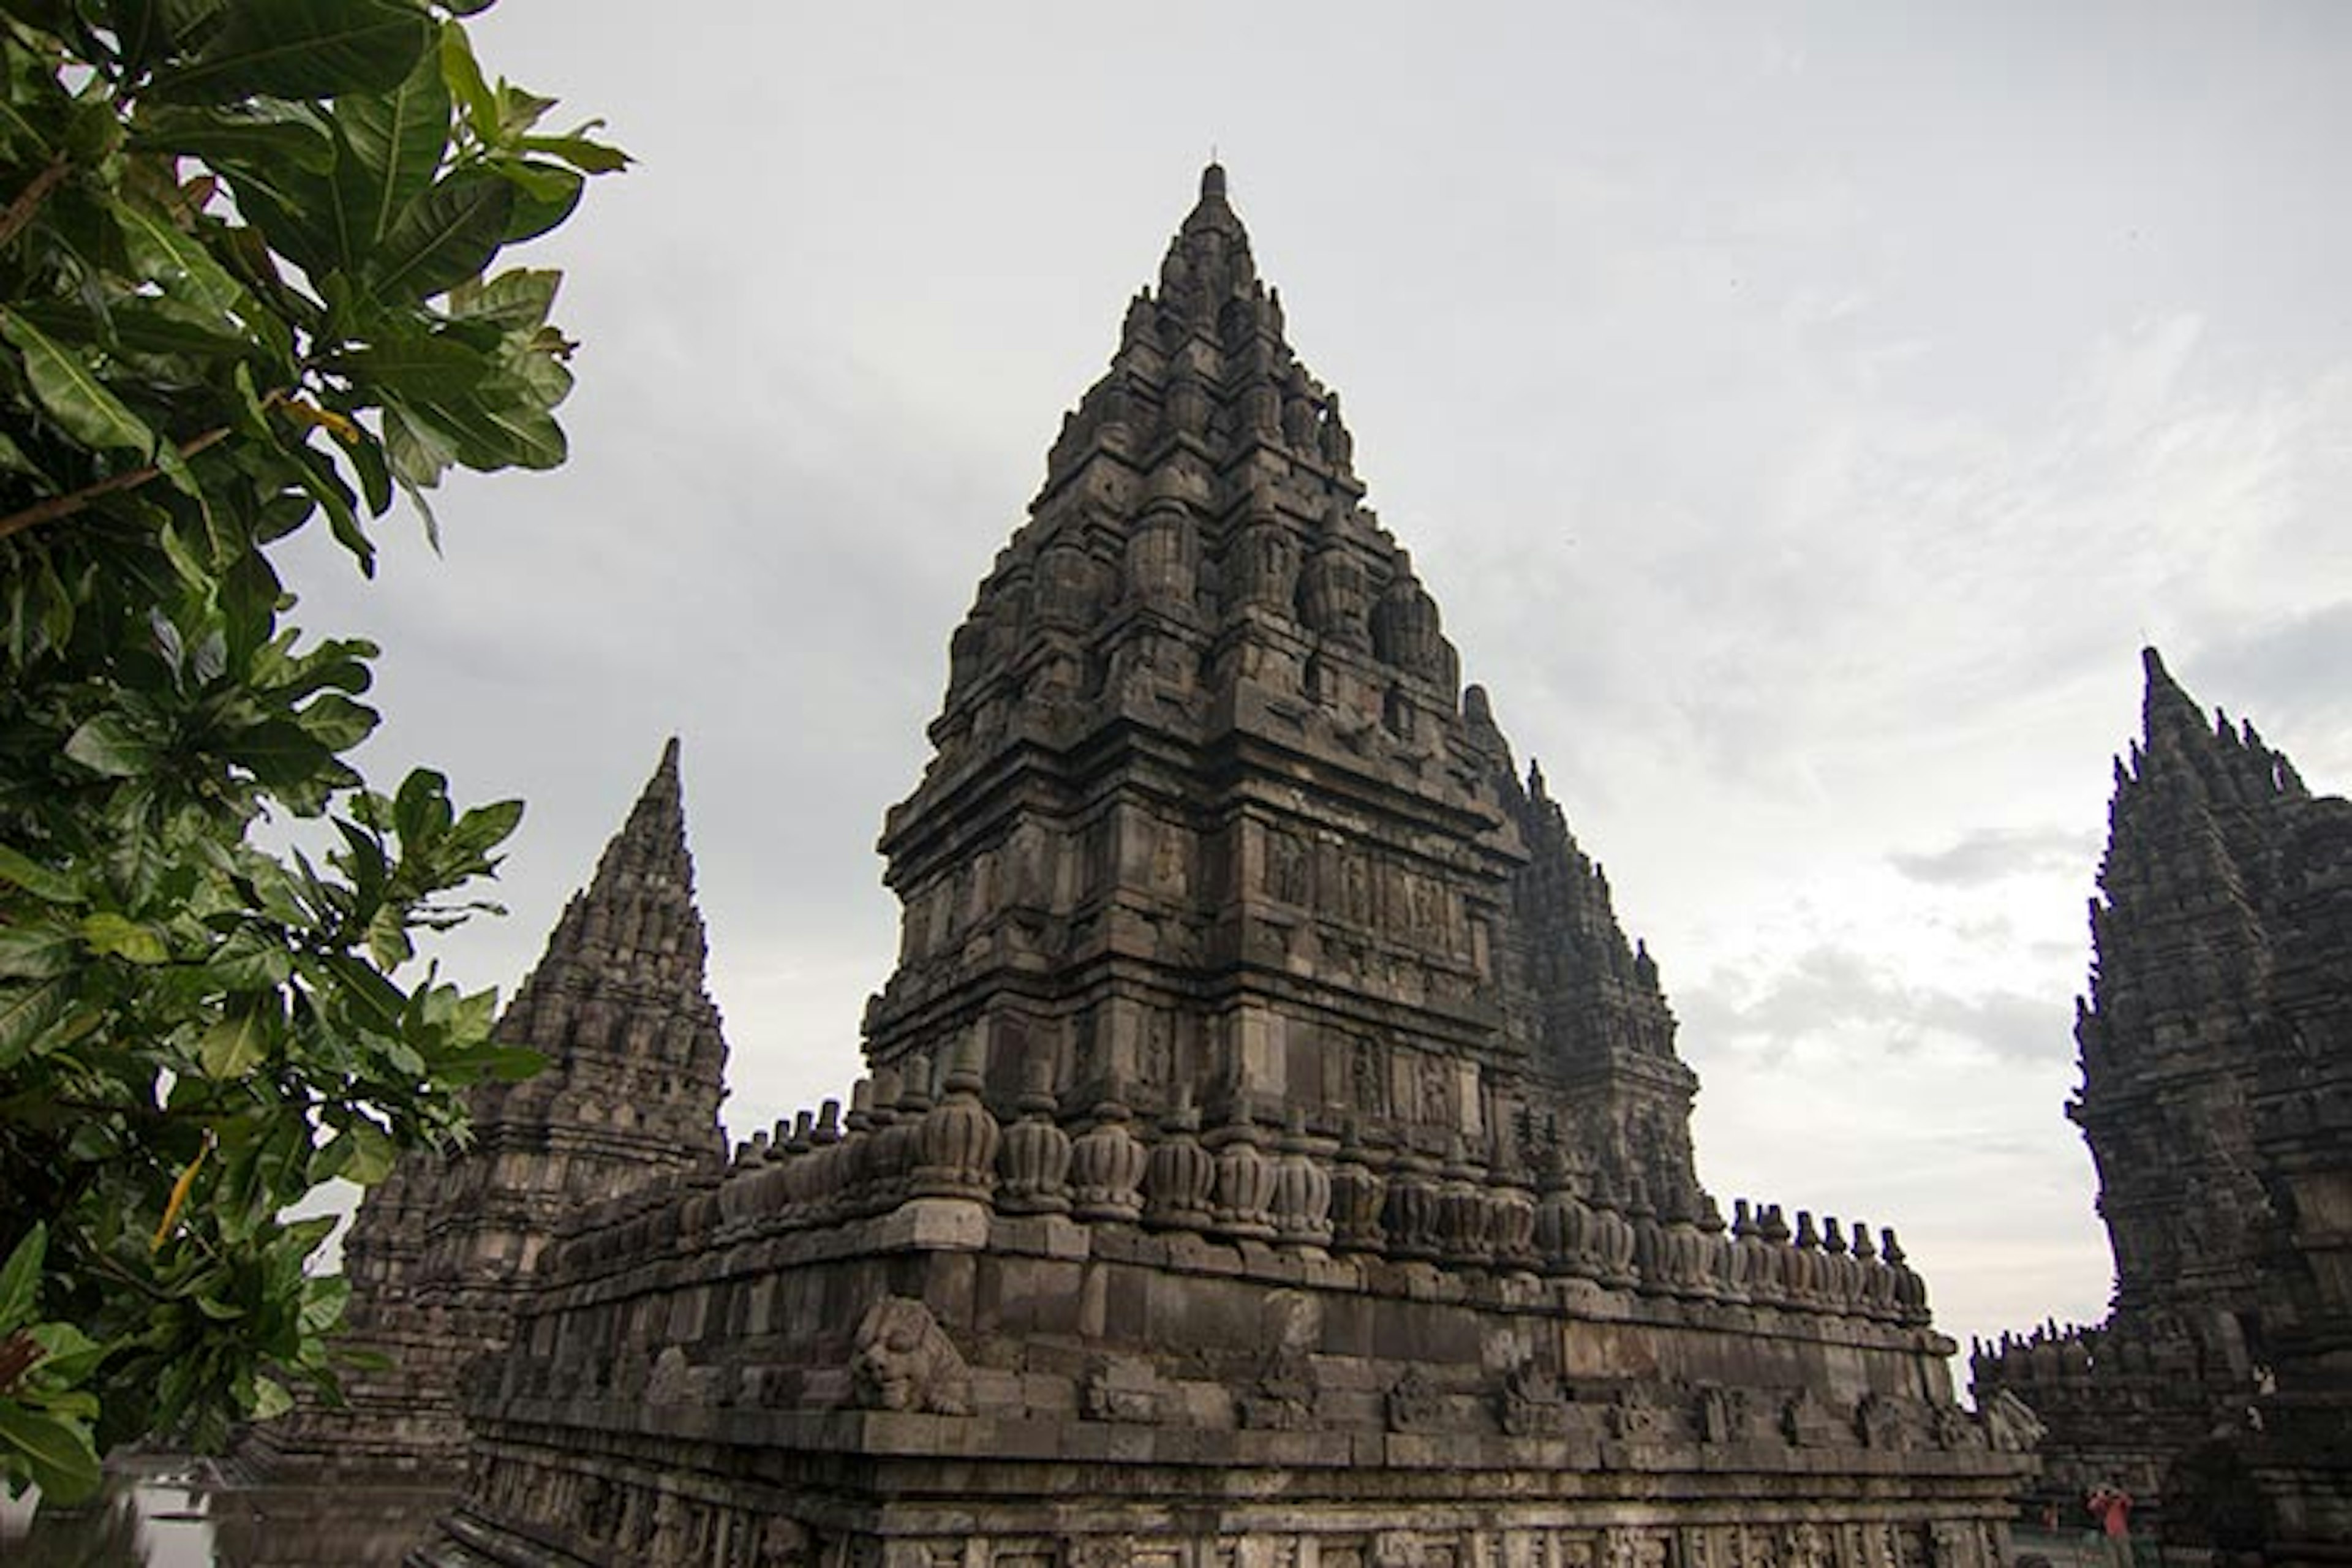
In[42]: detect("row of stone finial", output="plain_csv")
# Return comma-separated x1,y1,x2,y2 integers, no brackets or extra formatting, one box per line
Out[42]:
540,1055,1927,1329
1969,1315,2217,1389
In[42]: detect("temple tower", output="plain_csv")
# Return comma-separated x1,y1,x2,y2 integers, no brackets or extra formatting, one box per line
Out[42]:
867,162,1698,1207
251,740,729,1479
2072,649,2290,1351
425,168,2032,1568
1977,650,2352,1556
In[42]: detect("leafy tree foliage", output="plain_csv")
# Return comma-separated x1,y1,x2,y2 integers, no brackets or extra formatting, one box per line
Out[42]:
0,0,622,1499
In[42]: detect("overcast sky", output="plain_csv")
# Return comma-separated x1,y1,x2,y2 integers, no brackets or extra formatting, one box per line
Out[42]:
277,3,2352,1378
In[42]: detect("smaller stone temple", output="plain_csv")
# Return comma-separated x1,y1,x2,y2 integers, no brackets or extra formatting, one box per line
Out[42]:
1972,650,2352,1560
358,166,2037,1567
243,739,729,1483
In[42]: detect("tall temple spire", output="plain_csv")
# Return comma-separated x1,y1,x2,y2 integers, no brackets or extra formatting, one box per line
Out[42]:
2075,650,2292,1311
487,736,728,1148
875,166,1698,1208
262,740,731,1479
1988,649,2352,1545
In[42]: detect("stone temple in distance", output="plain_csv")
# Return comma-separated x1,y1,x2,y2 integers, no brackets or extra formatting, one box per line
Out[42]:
276,167,2052,1565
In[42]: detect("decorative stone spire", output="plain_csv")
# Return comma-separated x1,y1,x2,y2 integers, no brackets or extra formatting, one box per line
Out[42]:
475,736,728,1162
1983,650,2352,1543
274,739,730,1479
869,165,1704,1213
2071,652,2285,1315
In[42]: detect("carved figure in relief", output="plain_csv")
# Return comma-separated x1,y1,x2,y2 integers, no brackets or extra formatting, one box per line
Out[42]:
1152,821,1189,895
1268,828,1310,904
1386,1365,1445,1433
1781,1523,1830,1568
1608,1383,1671,1444
1144,1009,1175,1089
1341,852,1371,922
1980,1387,2045,1452
1351,1036,1387,1115
1499,1360,1570,1437
1238,1290,1322,1430
1080,1355,1167,1424
1418,1056,1455,1128
1697,1385,1750,1444
646,1344,693,1404
848,1297,972,1416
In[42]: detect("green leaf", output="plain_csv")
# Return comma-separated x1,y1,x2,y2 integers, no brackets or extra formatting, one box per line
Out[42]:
113,190,264,319
206,927,293,989
247,1376,294,1420
296,690,376,752
0,844,77,905
517,130,631,176
447,266,558,331
347,423,394,516
488,157,579,244
20,295,251,362
402,369,565,472
298,1273,349,1336
0,1224,44,1332
382,402,454,489
0,309,161,458
231,718,334,789
338,327,488,400
437,21,498,143
292,442,371,571
151,0,435,104
366,169,511,301
338,40,452,252
0,925,78,981
444,797,523,864
64,712,163,778
466,1042,543,1083
81,912,172,965
129,102,335,175
0,979,74,1069
198,1003,272,1077
0,1399,102,1504
318,1120,395,1185
26,1322,102,1385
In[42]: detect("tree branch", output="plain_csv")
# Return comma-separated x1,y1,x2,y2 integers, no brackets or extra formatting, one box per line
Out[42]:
0,394,292,543
0,424,230,543
0,155,70,255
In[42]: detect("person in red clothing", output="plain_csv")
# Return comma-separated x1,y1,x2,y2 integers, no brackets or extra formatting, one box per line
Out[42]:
2086,1482,2135,1568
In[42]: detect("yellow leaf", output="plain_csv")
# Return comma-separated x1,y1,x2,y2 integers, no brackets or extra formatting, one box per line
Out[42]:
282,401,362,446
150,1133,212,1251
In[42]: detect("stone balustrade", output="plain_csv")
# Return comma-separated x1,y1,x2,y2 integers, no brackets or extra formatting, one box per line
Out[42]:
535,1052,1935,1335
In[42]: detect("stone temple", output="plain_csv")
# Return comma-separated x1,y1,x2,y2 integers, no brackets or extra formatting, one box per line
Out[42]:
245,737,729,1494
285,167,2038,1565
1972,651,2352,1561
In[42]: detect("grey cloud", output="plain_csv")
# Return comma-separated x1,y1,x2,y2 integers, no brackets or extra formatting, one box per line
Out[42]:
1888,826,2099,889
2192,603,2352,748
1679,944,2071,1069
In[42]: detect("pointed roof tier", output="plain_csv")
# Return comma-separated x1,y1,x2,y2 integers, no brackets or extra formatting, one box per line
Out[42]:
872,167,1697,1202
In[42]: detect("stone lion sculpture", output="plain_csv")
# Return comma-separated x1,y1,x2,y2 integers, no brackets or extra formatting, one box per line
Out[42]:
848,1295,973,1416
